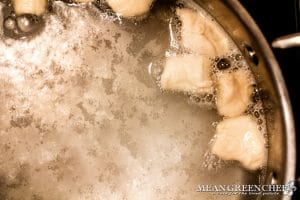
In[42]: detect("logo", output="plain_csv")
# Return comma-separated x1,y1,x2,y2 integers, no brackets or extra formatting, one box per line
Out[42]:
283,181,297,196
196,181,297,196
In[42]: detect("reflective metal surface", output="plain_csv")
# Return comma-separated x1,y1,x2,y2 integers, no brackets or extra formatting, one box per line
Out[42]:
193,0,296,199
0,0,296,199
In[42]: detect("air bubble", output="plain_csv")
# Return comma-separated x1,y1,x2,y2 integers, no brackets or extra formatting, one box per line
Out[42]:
252,87,261,103
216,58,231,70
235,54,243,61
17,16,34,33
205,94,213,102
4,17,16,30
259,109,265,115
194,96,201,103
257,119,263,125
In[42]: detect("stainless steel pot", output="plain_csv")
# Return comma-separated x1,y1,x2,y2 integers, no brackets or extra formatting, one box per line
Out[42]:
194,0,296,199
0,0,296,199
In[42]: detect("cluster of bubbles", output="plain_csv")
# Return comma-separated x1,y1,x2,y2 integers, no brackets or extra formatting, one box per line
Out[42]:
0,0,125,39
247,86,271,148
168,15,182,50
153,3,271,149
166,1,202,52
211,53,270,144
187,93,216,109
3,13,44,39
202,150,226,172
1,0,51,39
211,53,247,73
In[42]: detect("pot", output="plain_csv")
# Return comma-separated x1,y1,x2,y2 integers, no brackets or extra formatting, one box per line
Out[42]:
0,0,296,199
195,0,296,199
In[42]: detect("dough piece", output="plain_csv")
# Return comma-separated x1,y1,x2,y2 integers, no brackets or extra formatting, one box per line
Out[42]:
12,0,47,16
106,0,154,18
176,8,230,56
176,8,215,56
211,115,267,170
160,54,213,94
216,69,254,117
205,23,231,56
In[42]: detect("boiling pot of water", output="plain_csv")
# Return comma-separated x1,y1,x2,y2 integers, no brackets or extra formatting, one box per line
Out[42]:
0,0,296,199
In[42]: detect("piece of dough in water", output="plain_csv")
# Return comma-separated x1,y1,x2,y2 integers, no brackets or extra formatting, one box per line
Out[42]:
205,22,231,56
12,0,47,16
106,0,154,18
211,115,267,170
216,69,254,117
160,54,213,94
176,8,230,56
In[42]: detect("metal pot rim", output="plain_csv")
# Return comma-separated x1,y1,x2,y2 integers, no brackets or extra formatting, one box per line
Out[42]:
225,0,296,187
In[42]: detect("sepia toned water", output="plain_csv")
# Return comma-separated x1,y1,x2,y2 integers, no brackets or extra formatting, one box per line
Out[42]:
0,1,266,199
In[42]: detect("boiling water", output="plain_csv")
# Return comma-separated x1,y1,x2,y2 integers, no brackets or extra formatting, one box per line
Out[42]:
0,1,267,199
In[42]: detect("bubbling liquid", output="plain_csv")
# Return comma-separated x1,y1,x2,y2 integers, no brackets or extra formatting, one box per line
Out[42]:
0,1,267,200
